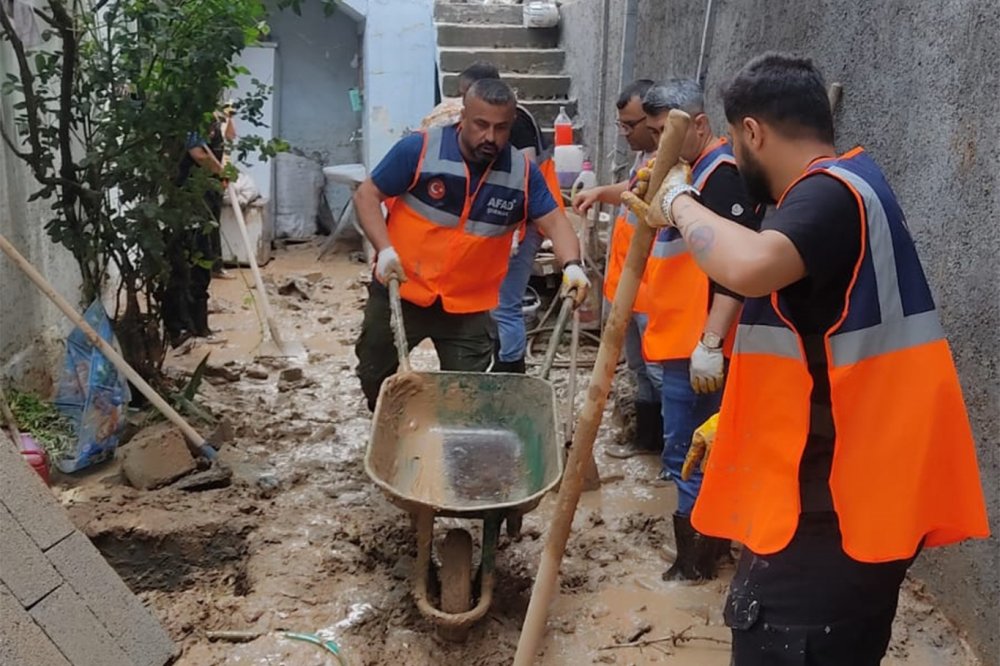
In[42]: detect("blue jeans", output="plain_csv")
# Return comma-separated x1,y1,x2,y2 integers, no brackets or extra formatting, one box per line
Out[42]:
492,223,545,362
661,360,723,516
624,312,663,403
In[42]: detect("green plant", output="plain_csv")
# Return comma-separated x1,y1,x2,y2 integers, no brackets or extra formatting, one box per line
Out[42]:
7,389,75,465
0,0,294,383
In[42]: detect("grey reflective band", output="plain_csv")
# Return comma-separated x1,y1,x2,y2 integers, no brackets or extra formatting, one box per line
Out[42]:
824,166,904,322
733,324,803,360
464,219,516,238
693,154,736,190
650,236,687,259
399,192,462,228
829,309,945,367
419,129,467,178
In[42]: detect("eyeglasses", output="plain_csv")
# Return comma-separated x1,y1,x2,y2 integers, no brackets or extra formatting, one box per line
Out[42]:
617,116,646,133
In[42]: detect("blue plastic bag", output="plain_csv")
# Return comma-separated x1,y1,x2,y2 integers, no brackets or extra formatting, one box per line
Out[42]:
53,301,131,473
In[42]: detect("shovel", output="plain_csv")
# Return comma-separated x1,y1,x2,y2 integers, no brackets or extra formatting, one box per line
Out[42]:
226,183,306,359
0,233,219,461
513,109,692,665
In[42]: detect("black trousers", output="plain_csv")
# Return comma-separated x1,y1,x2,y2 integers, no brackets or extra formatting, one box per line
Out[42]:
726,513,917,666
355,281,494,411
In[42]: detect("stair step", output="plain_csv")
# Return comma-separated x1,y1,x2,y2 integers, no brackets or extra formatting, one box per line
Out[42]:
443,72,570,99
434,1,522,25
439,47,565,75
436,23,559,49
519,99,578,126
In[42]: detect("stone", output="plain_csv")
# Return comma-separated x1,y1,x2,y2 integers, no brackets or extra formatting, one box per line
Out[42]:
209,417,235,444
121,423,197,490
175,465,234,492
279,367,303,382
246,366,270,380
204,362,242,383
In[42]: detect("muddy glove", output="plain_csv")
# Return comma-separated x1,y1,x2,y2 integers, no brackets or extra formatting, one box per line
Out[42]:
561,261,591,308
375,246,406,284
690,339,725,393
682,412,719,481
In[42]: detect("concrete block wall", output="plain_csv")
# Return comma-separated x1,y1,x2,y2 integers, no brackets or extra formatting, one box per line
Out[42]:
0,432,176,666
565,0,998,659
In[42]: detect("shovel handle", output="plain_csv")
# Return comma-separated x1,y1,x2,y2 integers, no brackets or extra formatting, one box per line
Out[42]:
387,278,411,373
0,233,216,460
538,295,575,381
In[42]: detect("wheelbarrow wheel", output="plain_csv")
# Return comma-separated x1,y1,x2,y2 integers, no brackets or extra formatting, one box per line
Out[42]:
437,528,474,642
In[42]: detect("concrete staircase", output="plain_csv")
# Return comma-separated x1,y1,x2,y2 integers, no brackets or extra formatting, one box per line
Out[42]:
434,1,578,146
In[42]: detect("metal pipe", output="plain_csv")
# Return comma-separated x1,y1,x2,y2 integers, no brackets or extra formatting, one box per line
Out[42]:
695,0,715,86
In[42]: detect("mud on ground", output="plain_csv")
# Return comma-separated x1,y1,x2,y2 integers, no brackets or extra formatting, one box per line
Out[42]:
56,241,981,665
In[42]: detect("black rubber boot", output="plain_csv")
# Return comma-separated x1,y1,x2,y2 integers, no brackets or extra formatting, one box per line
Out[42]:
663,513,701,582
492,357,526,374
191,298,213,338
693,534,724,581
635,400,664,451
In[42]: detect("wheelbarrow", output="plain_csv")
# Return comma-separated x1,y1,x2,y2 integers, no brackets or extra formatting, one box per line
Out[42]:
364,280,575,640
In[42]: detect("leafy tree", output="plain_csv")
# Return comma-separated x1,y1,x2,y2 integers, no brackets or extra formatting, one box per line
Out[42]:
0,0,296,383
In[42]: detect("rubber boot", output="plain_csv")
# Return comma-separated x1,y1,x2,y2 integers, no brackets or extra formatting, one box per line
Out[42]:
191,299,213,338
693,534,725,581
662,513,701,582
493,357,526,374
606,401,663,459
715,538,735,566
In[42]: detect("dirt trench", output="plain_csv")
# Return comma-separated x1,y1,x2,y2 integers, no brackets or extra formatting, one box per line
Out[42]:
55,241,981,666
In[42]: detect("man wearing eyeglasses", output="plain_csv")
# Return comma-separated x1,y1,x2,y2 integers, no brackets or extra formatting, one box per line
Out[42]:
572,79,663,459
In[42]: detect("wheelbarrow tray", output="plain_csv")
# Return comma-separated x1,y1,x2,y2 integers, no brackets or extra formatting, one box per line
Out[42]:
365,370,564,518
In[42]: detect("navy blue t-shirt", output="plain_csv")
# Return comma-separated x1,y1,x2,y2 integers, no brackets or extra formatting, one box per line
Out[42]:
371,132,558,221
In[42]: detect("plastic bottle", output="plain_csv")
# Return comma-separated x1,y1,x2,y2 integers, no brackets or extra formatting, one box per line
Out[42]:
571,160,597,197
554,144,584,189
554,106,573,146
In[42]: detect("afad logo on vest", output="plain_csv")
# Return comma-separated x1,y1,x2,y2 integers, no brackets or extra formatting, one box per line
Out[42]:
427,178,446,200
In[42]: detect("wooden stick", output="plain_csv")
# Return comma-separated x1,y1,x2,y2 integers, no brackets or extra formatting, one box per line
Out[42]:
226,184,288,353
513,110,691,666
0,233,216,459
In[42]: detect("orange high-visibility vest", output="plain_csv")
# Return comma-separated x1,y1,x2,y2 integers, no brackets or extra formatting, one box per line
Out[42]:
603,152,655,312
641,139,735,361
692,147,990,562
387,126,530,313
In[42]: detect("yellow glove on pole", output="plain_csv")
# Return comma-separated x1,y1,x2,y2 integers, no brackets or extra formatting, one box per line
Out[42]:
514,110,692,666
682,412,719,481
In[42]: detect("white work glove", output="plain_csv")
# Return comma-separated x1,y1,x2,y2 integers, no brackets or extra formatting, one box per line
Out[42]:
690,340,725,394
560,262,591,308
510,231,520,258
375,246,406,284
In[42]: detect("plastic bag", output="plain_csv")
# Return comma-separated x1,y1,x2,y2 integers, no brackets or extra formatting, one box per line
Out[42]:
523,0,560,28
53,301,131,473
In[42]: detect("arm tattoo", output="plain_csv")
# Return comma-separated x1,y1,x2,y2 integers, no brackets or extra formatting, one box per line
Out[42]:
687,225,716,260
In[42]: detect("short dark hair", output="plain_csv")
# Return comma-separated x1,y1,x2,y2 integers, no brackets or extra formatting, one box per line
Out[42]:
722,52,834,143
616,78,655,110
459,61,501,86
466,78,516,107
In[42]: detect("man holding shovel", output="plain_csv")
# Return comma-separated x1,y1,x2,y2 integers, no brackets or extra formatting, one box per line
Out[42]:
630,52,988,665
572,78,663,458
353,78,589,411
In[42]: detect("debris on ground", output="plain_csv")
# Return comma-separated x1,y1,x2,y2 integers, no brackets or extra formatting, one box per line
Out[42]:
120,423,196,490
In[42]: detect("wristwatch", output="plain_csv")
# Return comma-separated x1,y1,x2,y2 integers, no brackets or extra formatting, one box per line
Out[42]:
701,332,723,349
660,184,701,226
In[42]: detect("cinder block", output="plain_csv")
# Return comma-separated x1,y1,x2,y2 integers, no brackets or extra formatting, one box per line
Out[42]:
0,504,63,607
46,532,176,666
0,583,72,666
121,423,196,490
0,430,75,550
29,584,132,666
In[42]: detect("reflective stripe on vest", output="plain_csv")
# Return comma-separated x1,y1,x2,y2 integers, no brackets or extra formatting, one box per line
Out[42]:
692,147,989,562
387,126,530,313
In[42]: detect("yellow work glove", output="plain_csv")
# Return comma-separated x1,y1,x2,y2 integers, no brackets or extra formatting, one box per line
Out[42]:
681,412,719,481
560,262,591,308
621,162,695,229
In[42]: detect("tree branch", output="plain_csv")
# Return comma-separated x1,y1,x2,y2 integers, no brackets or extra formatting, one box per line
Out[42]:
0,1,48,178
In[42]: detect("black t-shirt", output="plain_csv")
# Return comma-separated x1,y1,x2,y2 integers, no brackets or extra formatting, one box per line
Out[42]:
510,107,544,153
761,171,862,516
699,163,762,300
761,173,862,335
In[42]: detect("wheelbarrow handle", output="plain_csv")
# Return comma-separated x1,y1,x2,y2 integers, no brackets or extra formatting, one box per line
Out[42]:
388,278,412,373
539,295,575,381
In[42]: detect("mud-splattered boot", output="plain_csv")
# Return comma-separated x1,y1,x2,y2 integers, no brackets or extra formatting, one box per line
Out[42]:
606,401,663,459
662,513,701,582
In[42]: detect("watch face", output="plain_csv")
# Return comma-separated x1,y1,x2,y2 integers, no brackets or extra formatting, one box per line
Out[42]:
703,333,722,349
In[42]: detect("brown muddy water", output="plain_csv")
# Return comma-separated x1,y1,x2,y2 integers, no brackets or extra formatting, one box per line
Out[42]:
55,241,980,665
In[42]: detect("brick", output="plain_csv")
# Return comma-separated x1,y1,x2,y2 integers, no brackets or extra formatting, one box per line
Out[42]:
121,423,196,490
29,584,132,666
0,583,72,666
0,504,62,607
46,532,175,666
0,431,75,550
